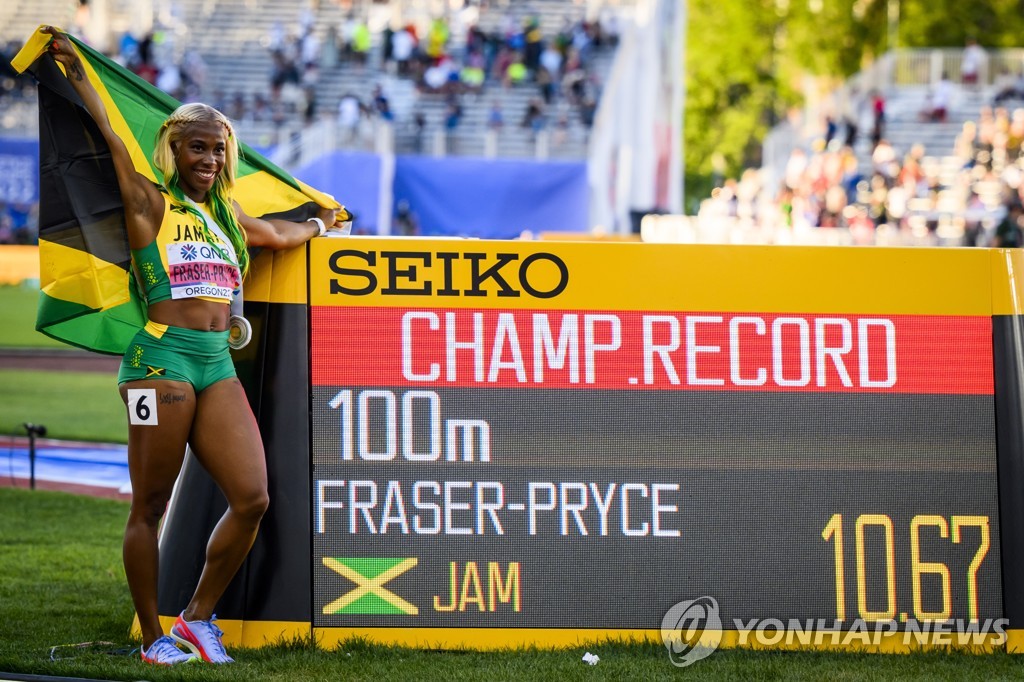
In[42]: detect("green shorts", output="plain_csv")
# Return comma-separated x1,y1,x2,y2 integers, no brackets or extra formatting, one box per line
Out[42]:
118,321,235,392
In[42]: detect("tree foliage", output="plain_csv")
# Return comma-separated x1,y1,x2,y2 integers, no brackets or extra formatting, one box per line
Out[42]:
898,0,1024,48
684,0,1024,190
685,0,797,179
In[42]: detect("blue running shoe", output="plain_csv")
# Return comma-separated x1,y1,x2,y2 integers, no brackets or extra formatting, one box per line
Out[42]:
140,635,197,665
170,612,235,663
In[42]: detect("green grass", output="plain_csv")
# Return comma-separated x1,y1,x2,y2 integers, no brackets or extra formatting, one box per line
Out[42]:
0,285,127,444
0,284,67,348
1,489,1023,680
0,369,125,443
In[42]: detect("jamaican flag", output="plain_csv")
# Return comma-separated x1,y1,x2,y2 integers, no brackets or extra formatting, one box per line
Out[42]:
12,27,346,355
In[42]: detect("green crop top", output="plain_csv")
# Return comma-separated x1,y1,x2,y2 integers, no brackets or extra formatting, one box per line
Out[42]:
132,197,241,305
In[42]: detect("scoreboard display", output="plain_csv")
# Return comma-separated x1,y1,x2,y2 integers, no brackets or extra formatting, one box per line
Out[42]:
305,239,1014,650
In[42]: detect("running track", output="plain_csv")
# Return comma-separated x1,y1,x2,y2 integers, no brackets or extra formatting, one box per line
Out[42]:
0,349,128,499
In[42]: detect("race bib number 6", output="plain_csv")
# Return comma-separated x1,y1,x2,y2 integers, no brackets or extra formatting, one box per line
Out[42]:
127,388,158,426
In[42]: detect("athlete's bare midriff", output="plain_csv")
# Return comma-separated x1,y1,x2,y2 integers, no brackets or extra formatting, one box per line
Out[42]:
148,298,231,332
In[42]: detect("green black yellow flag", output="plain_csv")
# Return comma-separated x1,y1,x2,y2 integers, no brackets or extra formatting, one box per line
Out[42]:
322,557,419,615
12,27,347,355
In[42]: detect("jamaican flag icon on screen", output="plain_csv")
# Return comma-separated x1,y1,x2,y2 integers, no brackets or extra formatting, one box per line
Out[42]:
322,557,419,615
12,27,349,355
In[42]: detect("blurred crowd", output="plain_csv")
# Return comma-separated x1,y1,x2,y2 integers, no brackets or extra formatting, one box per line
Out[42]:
699,38,1024,246
116,30,208,105
0,41,38,245
0,1,622,242
702,99,1024,247
6,7,1024,247
0,1,619,145
0,202,36,245
0,41,35,101
245,6,617,143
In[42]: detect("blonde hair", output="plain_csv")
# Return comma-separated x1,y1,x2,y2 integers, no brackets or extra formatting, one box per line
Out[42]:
153,103,249,275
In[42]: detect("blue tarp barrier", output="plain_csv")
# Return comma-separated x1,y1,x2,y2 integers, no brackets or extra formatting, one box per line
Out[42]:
0,138,39,203
249,145,276,158
393,155,588,238
1,441,128,490
294,151,382,234
7,142,591,238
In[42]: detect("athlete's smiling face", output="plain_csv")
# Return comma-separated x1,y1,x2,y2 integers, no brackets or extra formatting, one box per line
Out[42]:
173,122,227,202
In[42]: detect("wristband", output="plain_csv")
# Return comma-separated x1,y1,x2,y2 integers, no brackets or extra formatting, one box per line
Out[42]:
308,217,326,237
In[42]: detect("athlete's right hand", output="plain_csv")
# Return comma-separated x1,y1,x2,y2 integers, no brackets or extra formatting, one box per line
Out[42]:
42,27,79,69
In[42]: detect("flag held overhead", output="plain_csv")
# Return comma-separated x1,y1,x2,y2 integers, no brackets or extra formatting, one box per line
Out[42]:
13,27,349,355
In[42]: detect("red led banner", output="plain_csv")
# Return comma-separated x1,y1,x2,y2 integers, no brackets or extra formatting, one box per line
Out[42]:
311,307,993,395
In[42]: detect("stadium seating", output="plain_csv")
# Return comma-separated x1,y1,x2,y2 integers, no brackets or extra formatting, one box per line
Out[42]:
0,0,624,162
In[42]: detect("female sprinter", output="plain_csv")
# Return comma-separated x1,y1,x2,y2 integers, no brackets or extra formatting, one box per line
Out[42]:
44,27,343,665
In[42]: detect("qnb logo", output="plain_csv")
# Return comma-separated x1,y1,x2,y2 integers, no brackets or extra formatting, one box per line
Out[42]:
660,596,723,667
180,244,198,261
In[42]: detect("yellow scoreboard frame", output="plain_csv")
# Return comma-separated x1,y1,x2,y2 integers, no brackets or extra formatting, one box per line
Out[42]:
152,238,1024,653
